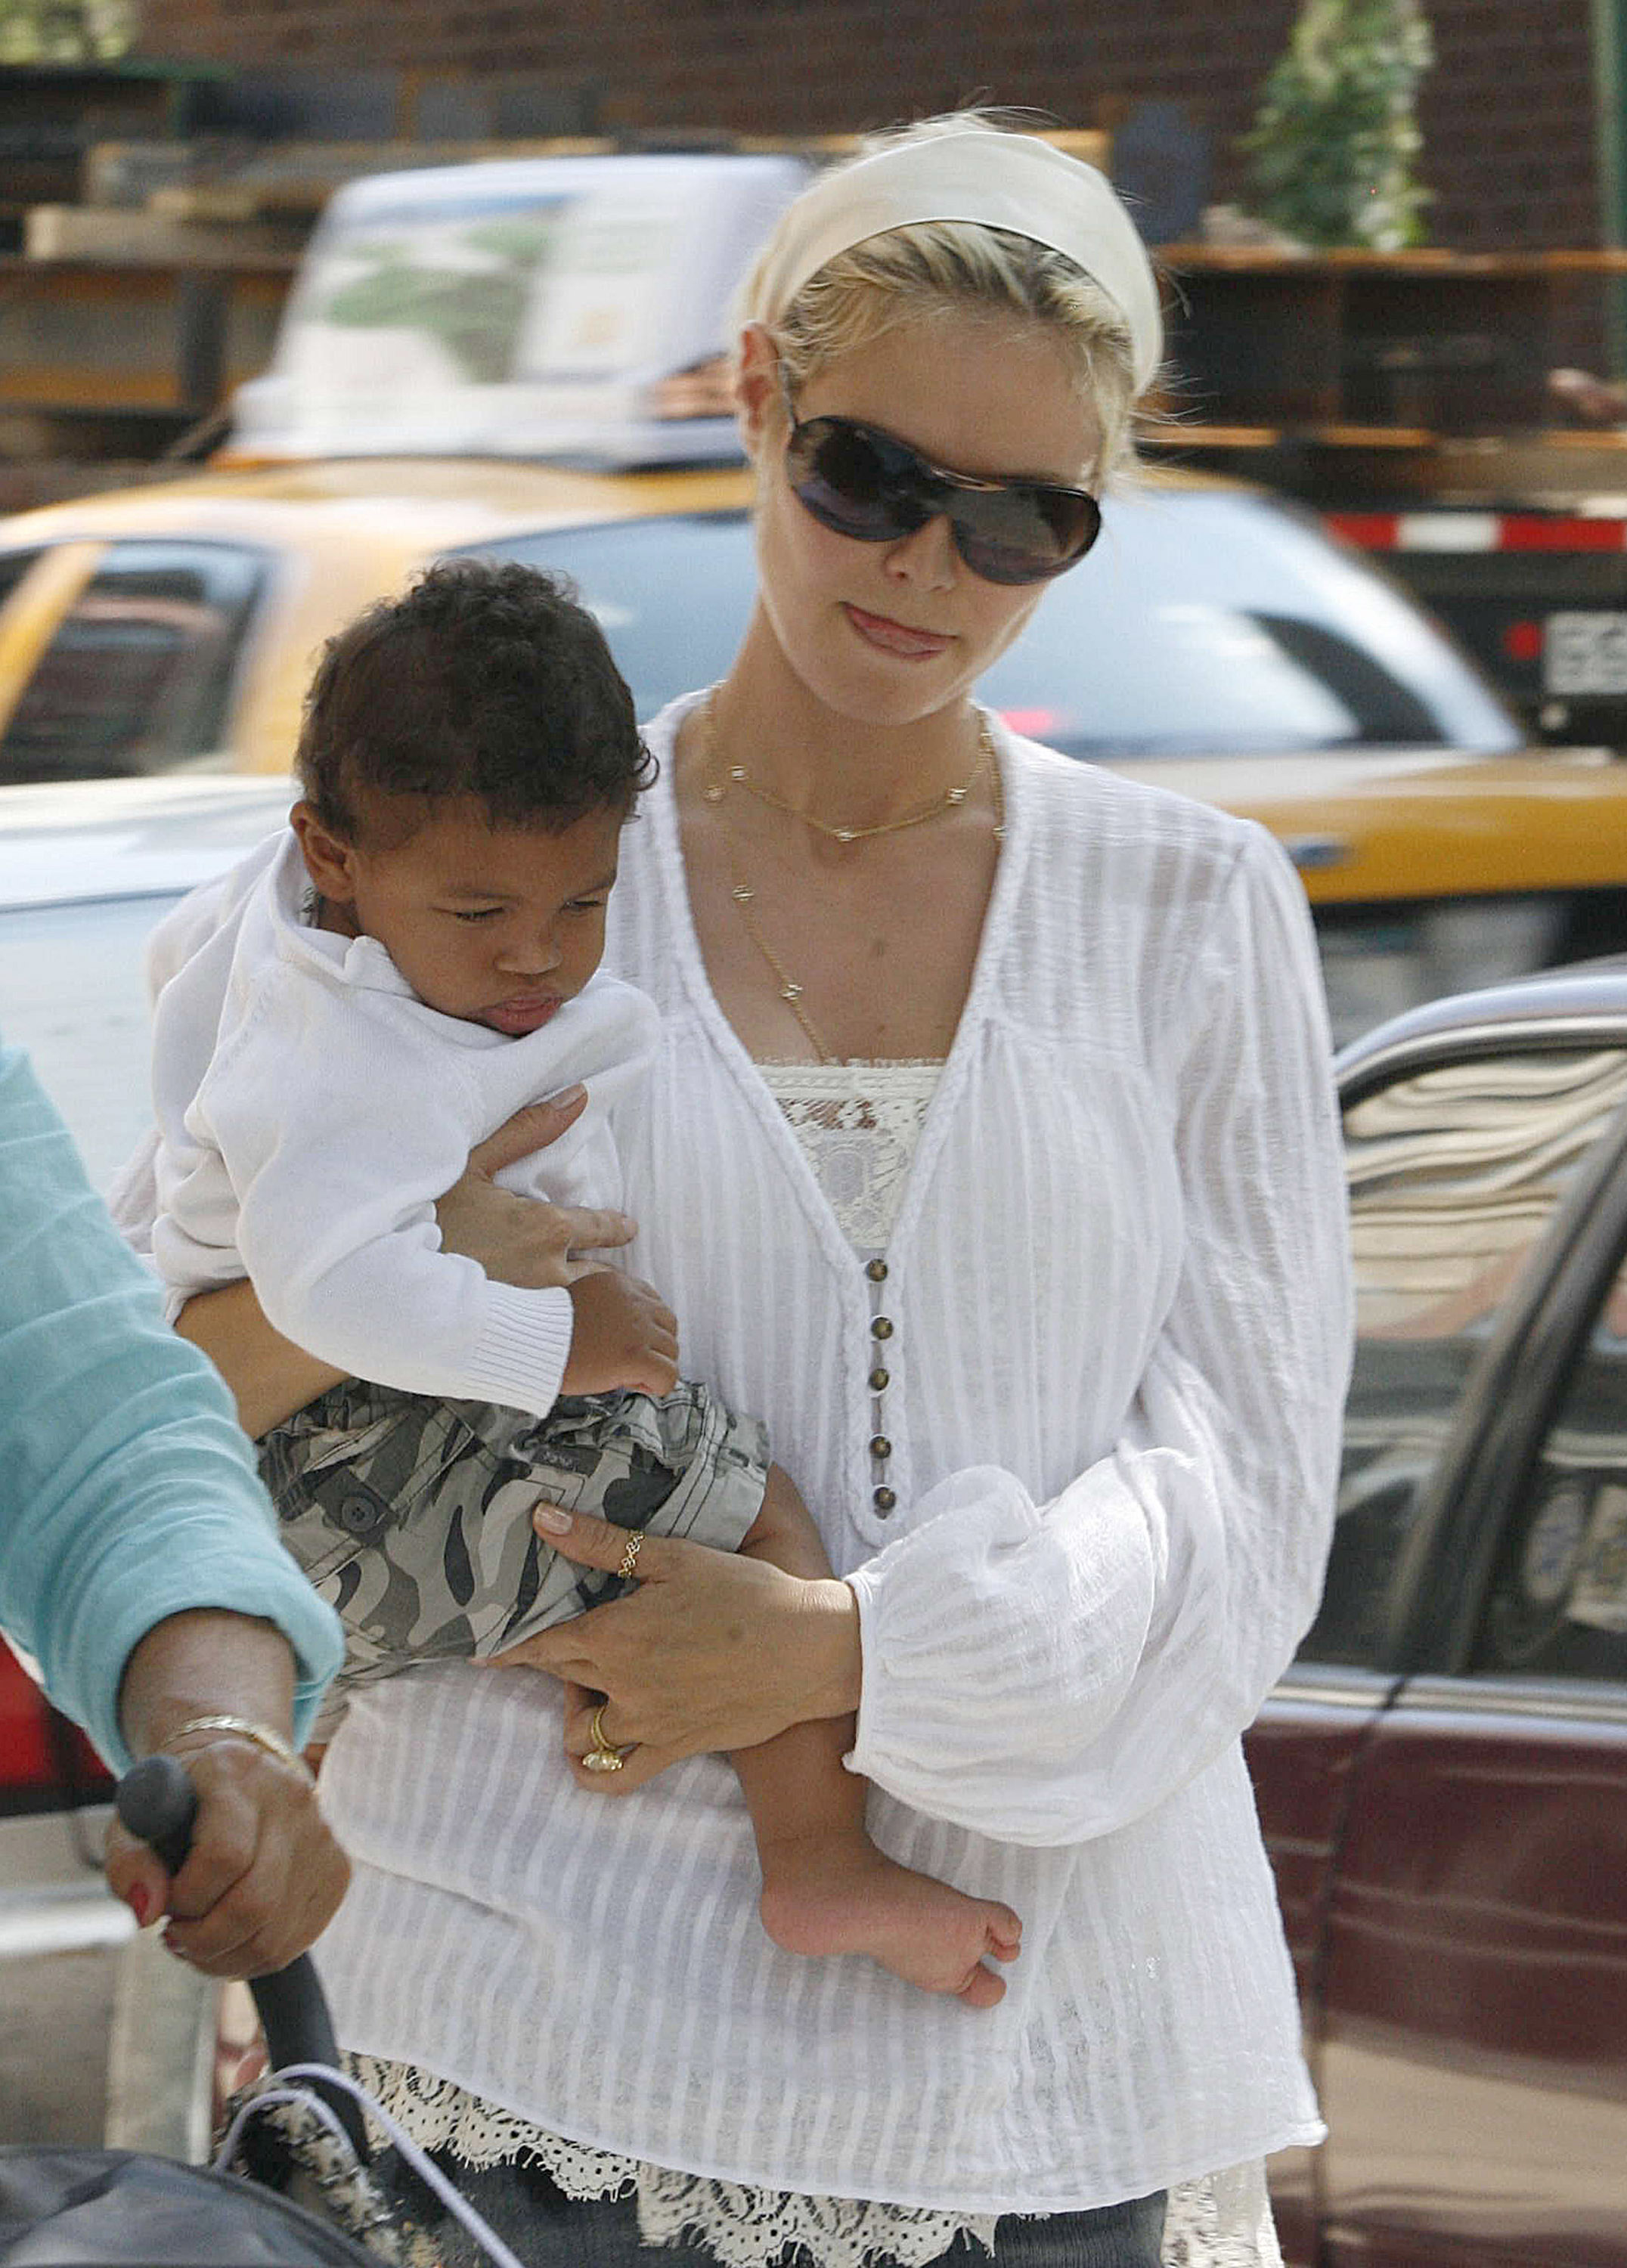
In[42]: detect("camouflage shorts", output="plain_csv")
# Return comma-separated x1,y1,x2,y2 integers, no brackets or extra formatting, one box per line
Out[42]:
259,1382,769,1739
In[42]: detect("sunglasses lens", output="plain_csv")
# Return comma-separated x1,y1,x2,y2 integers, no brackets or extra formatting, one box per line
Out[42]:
787,419,925,543
786,414,1101,584
953,488,1102,584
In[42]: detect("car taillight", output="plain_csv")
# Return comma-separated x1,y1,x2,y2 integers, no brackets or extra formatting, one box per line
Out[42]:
0,1638,110,1816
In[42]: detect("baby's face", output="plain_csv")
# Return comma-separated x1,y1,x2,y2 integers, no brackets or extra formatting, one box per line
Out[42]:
311,797,624,1034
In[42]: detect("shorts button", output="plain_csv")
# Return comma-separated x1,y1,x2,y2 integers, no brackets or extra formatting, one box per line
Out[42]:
338,1492,387,1537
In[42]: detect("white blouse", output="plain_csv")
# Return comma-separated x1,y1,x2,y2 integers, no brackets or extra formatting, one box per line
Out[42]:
312,698,1351,2247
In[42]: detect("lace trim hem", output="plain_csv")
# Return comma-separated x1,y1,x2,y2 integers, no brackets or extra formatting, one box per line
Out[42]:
344,2057,1280,2268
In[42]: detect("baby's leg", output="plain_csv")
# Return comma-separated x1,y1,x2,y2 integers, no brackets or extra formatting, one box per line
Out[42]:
731,1467,1021,2009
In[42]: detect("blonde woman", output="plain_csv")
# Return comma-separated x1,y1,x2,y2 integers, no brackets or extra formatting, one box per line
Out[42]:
166,117,1352,2268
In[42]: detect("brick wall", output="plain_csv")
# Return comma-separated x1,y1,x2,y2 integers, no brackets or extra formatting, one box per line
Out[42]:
134,0,1602,253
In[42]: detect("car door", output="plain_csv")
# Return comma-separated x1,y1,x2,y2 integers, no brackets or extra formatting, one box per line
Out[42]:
1306,1031,1627,2265
1248,1019,1627,2266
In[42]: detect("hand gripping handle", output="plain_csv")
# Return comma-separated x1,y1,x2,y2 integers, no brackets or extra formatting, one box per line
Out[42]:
116,1751,368,2161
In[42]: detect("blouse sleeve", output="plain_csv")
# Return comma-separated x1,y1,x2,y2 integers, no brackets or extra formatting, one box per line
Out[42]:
0,1042,344,1772
843,829,1353,1847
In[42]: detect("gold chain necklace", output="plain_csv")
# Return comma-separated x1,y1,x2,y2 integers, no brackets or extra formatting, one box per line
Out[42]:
697,694,1005,1064
720,732,990,844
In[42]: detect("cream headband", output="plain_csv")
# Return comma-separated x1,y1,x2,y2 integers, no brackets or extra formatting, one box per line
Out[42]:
754,128,1164,395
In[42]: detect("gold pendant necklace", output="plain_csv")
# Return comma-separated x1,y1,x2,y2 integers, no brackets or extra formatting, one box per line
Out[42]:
697,693,1006,1065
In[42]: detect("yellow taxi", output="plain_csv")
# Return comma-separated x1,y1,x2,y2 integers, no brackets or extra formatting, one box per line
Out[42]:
5,150,1627,1044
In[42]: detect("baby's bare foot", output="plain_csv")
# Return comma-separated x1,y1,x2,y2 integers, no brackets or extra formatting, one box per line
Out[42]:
758,1833,1021,2008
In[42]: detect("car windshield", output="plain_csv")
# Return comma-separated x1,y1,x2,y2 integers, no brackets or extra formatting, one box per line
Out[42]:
470,488,1520,758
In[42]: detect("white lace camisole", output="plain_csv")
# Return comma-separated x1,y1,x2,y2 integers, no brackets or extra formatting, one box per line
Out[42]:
354,1061,1282,2268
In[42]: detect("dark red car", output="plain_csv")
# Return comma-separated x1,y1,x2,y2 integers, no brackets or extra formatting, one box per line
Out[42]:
1250,964,1627,2266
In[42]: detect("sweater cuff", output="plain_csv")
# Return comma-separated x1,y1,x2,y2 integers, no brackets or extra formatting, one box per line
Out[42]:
460,1282,575,1417
67,1559,346,1775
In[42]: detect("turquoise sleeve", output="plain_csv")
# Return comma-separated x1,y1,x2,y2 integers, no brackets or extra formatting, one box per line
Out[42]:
0,1043,343,1771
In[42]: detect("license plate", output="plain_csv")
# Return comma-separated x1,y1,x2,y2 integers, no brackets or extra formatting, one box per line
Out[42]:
1544,611,1627,696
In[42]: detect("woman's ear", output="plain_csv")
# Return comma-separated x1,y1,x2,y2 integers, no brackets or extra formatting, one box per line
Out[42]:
290,801,360,904
734,324,783,460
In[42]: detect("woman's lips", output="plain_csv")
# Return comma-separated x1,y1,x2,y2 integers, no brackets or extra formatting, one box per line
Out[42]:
482,993,562,1036
843,603,952,659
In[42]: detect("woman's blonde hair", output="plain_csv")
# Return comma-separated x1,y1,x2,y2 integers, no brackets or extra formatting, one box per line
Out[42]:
731,113,1145,482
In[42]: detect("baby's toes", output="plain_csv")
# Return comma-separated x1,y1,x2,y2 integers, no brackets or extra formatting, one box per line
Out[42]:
956,1961,1008,2010
986,1904,1023,1958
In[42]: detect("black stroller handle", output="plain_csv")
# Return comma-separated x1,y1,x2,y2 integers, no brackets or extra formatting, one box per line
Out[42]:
116,1752,370,2162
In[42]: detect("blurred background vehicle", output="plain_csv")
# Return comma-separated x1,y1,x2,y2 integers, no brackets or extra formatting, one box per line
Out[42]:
1250,961,1627,2268
7,453,1627,1047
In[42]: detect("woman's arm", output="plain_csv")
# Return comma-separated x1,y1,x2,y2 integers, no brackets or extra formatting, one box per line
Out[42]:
179,1092,639,1439
838,829,1353,1845
0,1040,349,1972
0,1042,343,1768
175,1279,343,1440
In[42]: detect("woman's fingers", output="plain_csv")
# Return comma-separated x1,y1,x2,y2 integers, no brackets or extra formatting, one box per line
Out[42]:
560,1683,684,1794
553,1207,640,1270
435,1092,639,1289
465,1089,587,1176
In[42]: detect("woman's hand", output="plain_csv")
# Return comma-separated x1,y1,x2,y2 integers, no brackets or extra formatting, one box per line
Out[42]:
436,1089,637,1289
106,1609,350,1979
489,1509,862,1763
104,1732,349,1979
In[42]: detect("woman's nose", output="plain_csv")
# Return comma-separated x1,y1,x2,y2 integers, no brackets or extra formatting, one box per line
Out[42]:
882,509,957,589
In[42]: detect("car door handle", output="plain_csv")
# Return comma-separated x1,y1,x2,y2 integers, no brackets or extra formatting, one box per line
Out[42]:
1284,835,1356,872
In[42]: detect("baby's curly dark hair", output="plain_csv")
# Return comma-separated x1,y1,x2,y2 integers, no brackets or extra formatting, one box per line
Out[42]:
296,558,655,841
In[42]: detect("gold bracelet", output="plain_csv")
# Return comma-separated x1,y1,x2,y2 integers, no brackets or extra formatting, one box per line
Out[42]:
161,1715,311,1779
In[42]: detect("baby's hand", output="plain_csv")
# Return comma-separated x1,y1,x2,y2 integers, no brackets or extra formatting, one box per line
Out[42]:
562,1271,680,1398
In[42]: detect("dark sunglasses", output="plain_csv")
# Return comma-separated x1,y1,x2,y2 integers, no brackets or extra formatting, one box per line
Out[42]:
782,397,1102,586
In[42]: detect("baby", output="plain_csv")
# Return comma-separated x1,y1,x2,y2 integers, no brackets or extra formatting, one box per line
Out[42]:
144,559,1020,2006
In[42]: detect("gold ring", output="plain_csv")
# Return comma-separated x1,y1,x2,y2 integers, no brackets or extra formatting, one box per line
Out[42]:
581,1703,624,1774
616,1531,643,1582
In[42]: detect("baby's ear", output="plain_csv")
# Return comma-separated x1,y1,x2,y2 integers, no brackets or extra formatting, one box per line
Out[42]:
289,801,360,901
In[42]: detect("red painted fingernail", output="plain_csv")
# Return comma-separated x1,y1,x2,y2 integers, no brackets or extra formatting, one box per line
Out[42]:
124,1886,150,1926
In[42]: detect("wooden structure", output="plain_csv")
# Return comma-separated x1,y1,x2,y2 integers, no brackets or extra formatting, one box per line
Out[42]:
1147,247,1627,500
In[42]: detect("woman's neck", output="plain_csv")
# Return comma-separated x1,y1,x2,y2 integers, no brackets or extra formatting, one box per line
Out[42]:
703,610,985,832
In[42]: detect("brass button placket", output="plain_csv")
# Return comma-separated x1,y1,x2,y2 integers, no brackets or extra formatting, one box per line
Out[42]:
866,1255,896,1517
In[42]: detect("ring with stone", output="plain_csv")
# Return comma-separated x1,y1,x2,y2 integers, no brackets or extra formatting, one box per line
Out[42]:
581,1702,625,1774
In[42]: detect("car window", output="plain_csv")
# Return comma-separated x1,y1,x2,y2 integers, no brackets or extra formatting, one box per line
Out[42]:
471,491,1520,758
0,543,267,783
1303,1045,1627,1668
2,894,180,1191
1475,1216,1627,1685
0,550,42,614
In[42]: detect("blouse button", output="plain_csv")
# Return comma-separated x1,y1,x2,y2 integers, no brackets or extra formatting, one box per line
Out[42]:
865,1258,889,1283
873,1487,897,1513
870,1316,894,1340
868,1366,890,1393
869,1435,892,1461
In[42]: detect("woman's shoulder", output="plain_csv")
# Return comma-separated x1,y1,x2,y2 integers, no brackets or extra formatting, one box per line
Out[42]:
1003,728,1272,900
